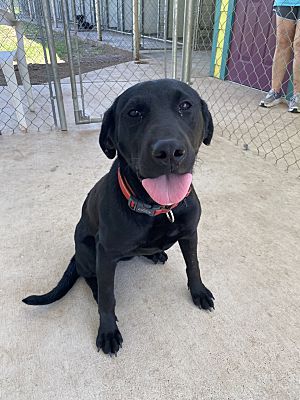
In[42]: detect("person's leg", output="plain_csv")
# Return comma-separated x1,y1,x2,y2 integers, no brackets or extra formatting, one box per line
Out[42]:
289,13,300,112
292,14,300,93
272,15,296,92
260,8,296,107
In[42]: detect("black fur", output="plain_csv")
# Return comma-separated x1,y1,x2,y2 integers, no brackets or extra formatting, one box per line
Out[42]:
76,15,94,30
22,257,78,305
23,79,215,355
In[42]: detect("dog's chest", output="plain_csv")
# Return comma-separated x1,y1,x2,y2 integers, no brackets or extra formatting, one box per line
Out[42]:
135,220,183,255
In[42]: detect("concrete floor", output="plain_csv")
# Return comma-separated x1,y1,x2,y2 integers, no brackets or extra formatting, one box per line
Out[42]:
0,129,299,400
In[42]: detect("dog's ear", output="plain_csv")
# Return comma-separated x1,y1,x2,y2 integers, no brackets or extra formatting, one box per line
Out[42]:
99,102,117,159
201,99,214,146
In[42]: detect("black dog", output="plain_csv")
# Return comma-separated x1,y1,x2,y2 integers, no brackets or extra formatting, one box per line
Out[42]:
23,79,215,355
76,15,94,30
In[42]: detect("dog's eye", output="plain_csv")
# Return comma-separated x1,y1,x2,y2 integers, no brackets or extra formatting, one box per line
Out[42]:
178,101,192,112
128,109,142,118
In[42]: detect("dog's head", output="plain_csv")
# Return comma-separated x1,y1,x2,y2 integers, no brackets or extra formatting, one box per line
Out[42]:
99,79,213,205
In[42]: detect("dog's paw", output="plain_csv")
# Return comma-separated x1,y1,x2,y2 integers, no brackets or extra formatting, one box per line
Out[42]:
145,251,168,264
190,284,215,311
96,326,123,356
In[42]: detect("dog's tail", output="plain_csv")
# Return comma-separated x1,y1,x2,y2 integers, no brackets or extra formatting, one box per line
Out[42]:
22,256,79,306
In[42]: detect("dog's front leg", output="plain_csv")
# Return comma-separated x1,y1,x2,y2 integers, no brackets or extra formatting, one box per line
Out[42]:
179,232,215,310
95,243,123,355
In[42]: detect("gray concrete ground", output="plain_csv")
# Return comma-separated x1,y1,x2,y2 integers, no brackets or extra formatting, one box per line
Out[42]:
0,129,299,400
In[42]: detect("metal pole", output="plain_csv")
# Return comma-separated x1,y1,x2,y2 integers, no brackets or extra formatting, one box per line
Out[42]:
140,0,144,49
163,0,168,78
61,0,101,124
117,0,120,30
156,0,160,39
61,0,81,120
27,0,33,20
50,0,58,28
70,0,77,32
71,0,86,116
95,0,102,40
132,0,140,62
193,0,203,51
172,0,179,79
34,0,57,127
181,0,194,84
82,0,86,16
102,0,106,28
89,0,94,24
67,0,85,115
42,0,67,130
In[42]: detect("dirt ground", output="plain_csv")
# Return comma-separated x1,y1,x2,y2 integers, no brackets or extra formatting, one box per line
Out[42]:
0,43,133,86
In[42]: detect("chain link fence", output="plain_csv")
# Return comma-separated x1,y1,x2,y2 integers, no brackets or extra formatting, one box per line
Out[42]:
0,0,57,133
0,0,299,176
191,0,299,176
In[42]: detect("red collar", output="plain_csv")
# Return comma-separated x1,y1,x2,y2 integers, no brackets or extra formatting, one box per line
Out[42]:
117,167,191,220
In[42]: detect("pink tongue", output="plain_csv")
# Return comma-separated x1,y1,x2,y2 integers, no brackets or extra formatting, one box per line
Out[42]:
142,173,192,205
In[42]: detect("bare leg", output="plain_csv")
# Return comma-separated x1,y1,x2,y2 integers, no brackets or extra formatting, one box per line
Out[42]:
293,20,300,93
272,16,296,92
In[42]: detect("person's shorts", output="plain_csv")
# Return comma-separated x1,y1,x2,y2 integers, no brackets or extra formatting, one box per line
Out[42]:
274,6,300,22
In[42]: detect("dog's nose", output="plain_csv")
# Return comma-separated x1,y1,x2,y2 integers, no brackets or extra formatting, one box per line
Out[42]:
152,139,186,165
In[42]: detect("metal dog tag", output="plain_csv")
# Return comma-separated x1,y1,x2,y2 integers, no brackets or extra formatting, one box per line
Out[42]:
166,210,175,223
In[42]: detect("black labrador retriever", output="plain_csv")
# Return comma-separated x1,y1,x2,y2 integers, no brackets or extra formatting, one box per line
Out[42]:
23,79,215,355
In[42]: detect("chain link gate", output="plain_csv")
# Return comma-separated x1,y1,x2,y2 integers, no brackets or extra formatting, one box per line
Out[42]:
56,0,194,126
53,0,200,128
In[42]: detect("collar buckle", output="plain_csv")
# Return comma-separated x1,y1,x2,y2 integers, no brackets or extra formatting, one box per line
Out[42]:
128,196,163,217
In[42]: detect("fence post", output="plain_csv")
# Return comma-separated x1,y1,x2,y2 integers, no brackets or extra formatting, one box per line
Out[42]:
163,0,168,78
172,0,179,79
50,0,58,28
42,0,67,131
27,0,33,20
95,0,102,41
132,0,140,62
181,0,195,84
60,0,83,123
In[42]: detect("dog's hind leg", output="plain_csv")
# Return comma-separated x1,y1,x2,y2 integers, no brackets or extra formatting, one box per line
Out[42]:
144,251,168,264
85,277,98,303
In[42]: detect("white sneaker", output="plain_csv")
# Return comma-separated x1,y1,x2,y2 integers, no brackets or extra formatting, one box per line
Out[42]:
260,89,284,108
288,93,300,113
